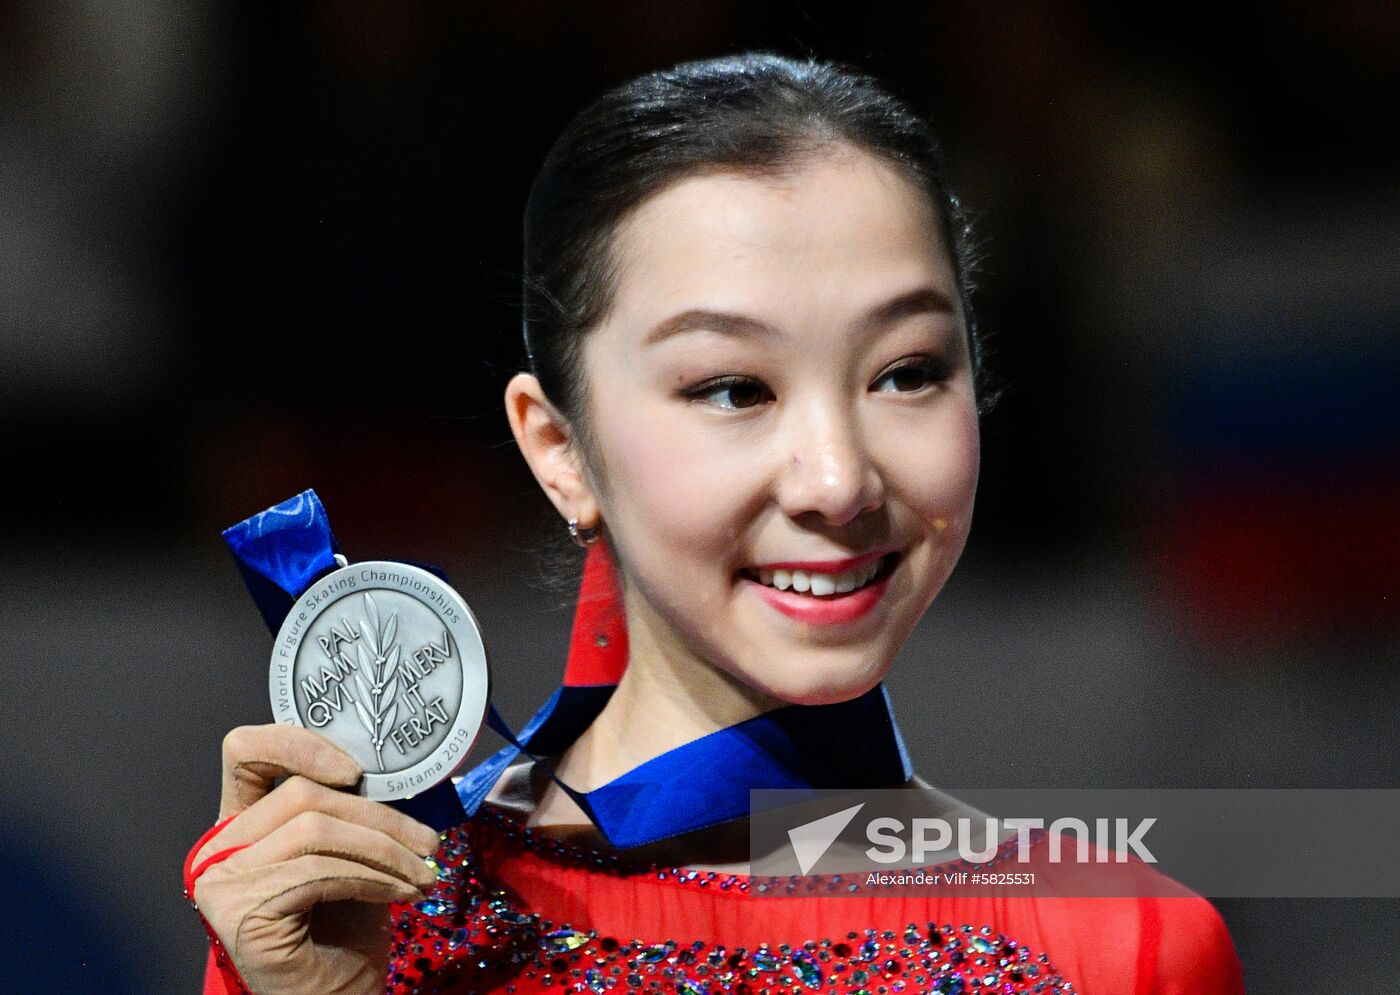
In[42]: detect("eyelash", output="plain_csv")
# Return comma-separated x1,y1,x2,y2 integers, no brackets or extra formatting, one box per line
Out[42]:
683,356,951,411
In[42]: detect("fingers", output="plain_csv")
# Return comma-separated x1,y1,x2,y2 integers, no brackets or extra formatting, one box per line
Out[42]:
224,811,438,894
220,724,362,818
256,854,427,918
198,774,440,868
194,853,425,940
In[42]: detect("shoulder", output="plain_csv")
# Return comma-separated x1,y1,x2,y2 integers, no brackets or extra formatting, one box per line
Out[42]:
1026,890,1243,994
1059,860,1243,992
1013,836,1244,992
1145,892,1244,994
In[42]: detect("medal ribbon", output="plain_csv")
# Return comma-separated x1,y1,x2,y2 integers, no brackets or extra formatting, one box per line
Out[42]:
222,489,343,632
225,491,912,847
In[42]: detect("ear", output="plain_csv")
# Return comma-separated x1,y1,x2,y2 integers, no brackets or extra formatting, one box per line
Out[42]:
503,373,600,528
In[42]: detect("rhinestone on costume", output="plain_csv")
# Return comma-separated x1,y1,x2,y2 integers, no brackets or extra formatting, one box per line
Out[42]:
414,898,457,917
932,975,965,994
789,951,822,989
751,951,780,972
639,941,676,963
545,929,589,952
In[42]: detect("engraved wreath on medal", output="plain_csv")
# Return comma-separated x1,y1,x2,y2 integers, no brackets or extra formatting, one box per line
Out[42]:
304,593,457,773
348,594,400,771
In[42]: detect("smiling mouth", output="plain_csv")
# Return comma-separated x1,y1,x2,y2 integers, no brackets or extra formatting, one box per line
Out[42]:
739,553,900,597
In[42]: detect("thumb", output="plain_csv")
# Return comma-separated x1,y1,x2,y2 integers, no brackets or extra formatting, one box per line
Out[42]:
221,725,362,818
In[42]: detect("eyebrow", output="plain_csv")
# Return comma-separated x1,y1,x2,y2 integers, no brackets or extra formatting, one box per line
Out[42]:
642,309,777,346
862,287,958,332
642,286,957,347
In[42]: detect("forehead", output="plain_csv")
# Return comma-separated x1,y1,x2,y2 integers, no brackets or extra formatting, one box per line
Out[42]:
604,147,954,324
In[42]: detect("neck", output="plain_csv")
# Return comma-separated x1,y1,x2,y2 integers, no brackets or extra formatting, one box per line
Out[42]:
556,592,784,790
522,590,784,856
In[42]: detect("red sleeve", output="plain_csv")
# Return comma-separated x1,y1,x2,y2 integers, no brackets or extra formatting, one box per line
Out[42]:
197,922,251,995
1142,895,1245,994
203,948,231,995
185,818,253,995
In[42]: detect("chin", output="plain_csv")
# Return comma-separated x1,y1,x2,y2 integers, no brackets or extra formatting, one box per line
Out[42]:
742,656,890,709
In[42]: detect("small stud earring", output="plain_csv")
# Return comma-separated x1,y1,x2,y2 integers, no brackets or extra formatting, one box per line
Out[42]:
567,517,602,547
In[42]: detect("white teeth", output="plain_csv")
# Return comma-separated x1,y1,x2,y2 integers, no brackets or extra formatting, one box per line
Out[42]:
751,556,888,596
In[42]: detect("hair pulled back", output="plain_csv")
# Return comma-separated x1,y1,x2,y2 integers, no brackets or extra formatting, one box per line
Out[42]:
522,52,989,434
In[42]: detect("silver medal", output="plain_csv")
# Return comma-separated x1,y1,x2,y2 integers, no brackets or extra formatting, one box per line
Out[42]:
269,559,490,800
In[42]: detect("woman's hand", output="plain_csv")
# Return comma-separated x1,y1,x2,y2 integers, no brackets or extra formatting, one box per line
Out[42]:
191,724,441,995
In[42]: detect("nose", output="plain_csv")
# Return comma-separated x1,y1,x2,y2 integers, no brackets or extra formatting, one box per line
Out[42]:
774,403,886,526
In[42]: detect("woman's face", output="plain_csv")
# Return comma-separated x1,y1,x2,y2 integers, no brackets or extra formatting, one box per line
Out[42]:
576,146,980,706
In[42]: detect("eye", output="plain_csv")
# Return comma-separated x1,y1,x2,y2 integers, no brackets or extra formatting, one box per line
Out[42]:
871,356,950,394
684,375,773,411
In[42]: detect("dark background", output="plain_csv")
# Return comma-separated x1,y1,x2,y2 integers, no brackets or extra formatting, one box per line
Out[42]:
2,2,1397,990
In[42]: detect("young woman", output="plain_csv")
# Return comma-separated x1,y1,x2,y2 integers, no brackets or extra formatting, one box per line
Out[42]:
186,53,1245,994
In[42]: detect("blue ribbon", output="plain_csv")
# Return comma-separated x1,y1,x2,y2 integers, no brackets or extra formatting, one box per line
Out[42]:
222,489,343,633
459,683,911,849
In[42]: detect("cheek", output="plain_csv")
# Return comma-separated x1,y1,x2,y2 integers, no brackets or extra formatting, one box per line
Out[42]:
594,406,750,563
882,402,981,529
